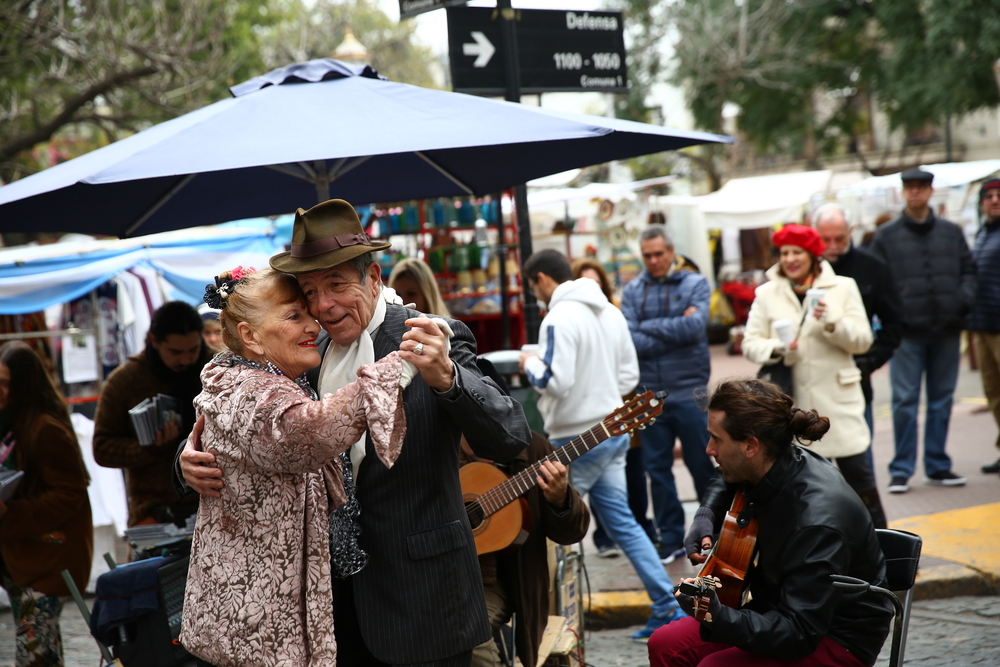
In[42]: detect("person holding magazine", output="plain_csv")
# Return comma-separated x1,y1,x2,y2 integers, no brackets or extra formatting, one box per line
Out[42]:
741,224,886,528
0,341,93,667
179,266,410,667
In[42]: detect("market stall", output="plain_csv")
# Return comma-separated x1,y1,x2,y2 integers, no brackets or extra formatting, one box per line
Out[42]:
0,225,284,595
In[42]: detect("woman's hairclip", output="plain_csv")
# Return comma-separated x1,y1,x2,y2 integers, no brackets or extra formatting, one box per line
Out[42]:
203,265,256,310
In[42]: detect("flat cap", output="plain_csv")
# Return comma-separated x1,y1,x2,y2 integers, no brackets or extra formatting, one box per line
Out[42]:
900,168,934,183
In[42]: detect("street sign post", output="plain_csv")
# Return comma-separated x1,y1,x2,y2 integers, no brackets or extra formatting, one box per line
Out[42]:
399,0,466,21
447,7,628,95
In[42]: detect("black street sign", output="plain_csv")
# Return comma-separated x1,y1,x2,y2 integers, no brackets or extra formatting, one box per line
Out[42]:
399,0,466,21
447,7,628,95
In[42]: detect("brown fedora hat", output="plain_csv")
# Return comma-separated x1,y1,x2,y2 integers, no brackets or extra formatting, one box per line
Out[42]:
270,199,391,274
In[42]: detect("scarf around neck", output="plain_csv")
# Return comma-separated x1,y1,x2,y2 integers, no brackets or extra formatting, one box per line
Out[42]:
319,286,403,478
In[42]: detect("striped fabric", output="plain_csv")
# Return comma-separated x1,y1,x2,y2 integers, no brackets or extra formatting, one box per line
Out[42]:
313,304,531,665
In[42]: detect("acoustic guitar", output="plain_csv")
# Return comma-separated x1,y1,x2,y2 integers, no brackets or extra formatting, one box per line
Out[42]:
679,490,758,620
461,390,666,555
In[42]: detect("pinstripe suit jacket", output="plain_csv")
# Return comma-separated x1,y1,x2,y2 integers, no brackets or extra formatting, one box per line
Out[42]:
309,304,530,665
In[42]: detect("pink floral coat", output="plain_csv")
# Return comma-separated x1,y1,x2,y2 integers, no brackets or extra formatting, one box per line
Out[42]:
180,353,406,667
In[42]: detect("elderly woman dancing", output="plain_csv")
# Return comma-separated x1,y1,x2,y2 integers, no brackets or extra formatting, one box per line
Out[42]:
180,266,407,667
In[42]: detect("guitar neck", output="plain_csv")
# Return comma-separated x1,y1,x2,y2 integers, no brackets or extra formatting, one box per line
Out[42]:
475,421,613,519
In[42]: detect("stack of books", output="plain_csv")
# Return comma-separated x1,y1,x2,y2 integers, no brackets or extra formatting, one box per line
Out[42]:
0,469,24,502
129,394,181,446
124,520,195,558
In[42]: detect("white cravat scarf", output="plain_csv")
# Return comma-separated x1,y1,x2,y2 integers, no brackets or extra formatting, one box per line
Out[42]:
318,286,402,479
317,286,451,478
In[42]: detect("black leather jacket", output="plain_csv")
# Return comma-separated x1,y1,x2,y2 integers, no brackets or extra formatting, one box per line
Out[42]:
699,446,893,666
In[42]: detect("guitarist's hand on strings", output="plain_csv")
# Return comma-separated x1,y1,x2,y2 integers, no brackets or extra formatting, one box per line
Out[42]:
536,460,569,507
684,506,717,564
674,577,722,622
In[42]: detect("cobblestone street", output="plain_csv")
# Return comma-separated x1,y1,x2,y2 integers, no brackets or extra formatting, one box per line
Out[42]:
583,596,1000,667
1,594,998,666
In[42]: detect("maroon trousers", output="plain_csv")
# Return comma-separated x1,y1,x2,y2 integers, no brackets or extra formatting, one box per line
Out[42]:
648,617,869,667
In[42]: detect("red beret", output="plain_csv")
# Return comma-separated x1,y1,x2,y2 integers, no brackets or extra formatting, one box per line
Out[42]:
981,179,1000,200
772,224,826,258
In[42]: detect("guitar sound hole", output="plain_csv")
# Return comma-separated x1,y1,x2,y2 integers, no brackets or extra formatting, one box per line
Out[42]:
466,501,485,530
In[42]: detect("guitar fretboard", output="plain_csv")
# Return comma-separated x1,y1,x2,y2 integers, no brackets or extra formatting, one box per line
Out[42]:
472,420,613,518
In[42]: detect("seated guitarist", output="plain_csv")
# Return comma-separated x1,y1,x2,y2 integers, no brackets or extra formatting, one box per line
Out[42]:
649,379,893,667
460,431,590,667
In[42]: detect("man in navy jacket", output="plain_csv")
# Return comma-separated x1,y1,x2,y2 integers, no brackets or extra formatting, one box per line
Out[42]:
620,225,717,563
970,177,1000,476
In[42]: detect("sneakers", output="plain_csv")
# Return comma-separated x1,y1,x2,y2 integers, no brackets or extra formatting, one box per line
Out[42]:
982,458,1000,474
596,543,621,558
631,607,689,643
887,476,910,494
926,470,967,486
657,544,686,565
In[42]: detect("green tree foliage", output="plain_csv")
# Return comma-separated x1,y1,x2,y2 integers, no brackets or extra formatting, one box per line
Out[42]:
610,0,668,124
258,0,439,90
663,0,1000,187
0,0,279,182
0,0,438,185
609,0,678,186
875,0,1000,131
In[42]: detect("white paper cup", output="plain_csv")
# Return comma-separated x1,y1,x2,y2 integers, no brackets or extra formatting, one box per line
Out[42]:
805,288,826,313
773,319,794,346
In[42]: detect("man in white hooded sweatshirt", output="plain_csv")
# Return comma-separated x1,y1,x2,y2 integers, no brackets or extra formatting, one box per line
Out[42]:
518,249,687,643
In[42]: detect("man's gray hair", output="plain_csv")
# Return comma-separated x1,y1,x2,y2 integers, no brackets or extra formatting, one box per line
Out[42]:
347,251,377,284
640,224,673,247
812,202,851,228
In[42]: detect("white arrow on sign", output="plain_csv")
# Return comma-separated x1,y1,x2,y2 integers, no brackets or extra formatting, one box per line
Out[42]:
462,31,496,68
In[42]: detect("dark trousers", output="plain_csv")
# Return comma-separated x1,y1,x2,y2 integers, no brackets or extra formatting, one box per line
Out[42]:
833,451,888,530
335,577,473,667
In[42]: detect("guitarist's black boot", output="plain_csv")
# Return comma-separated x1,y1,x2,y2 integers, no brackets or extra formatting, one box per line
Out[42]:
857,486,888,530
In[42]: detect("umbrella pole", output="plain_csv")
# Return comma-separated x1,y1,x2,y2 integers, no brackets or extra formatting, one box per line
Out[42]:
314,160,331,202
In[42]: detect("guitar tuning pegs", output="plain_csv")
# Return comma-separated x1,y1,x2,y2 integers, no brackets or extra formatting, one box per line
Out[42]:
650,399,660,407
648,418,656,425
638,424,646,430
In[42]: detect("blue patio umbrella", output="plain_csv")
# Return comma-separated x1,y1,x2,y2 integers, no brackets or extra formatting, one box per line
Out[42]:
0,59,731,237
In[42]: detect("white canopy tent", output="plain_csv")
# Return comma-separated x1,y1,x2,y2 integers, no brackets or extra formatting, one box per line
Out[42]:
671,170,836,231
836,159,1000,232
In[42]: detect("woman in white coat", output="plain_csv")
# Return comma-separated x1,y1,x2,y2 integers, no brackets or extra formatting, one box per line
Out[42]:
743,224,887,528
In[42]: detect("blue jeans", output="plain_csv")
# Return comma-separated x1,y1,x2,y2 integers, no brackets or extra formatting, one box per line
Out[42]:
552,434,680,619
888,335,961,479
591,446,659,549
639,400,717,548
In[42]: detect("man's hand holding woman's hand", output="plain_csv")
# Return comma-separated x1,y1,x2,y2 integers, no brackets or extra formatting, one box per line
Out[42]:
181,415,224,498
401,317,455,391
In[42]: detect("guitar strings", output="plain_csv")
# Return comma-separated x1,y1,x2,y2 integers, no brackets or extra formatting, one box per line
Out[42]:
467,405,652,519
